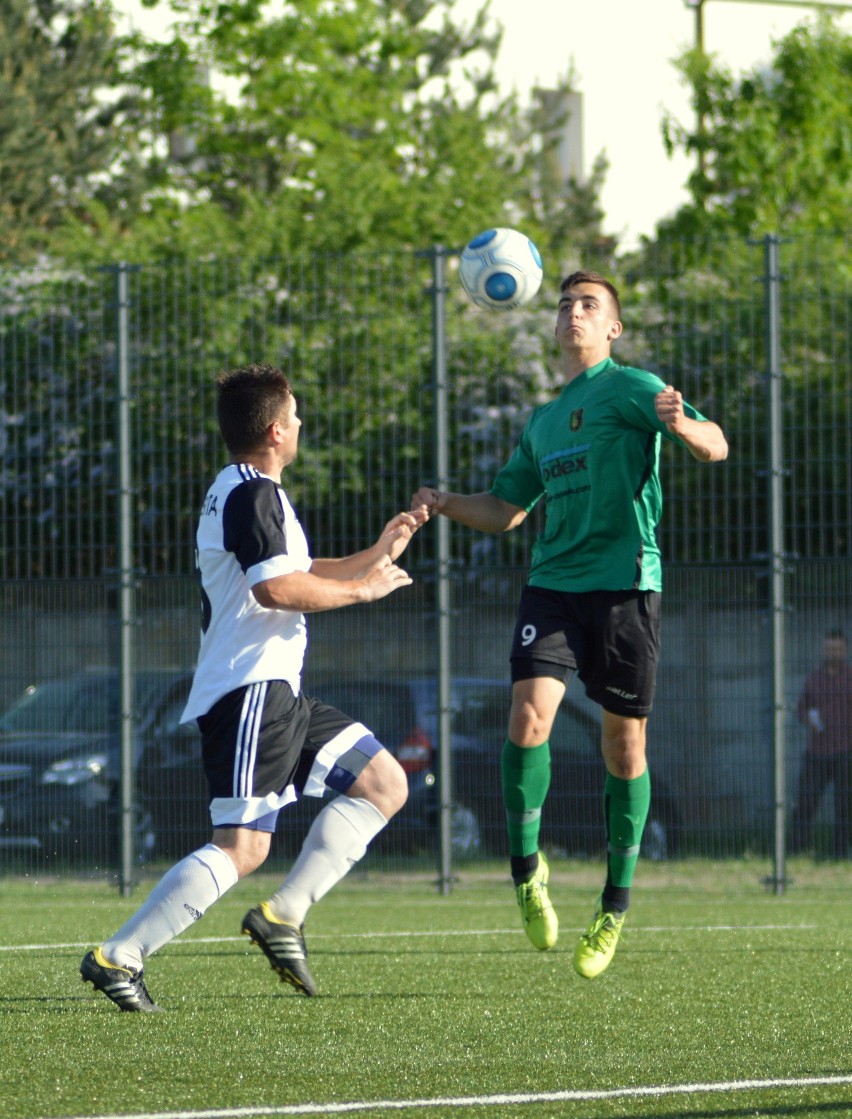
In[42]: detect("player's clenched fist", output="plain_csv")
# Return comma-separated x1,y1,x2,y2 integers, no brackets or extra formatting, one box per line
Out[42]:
655,384,685,433
410,487,445,517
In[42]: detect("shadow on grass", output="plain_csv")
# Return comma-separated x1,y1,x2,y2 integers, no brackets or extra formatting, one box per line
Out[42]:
1,987,506,1011
168,943,541,961
616,1103,852,1119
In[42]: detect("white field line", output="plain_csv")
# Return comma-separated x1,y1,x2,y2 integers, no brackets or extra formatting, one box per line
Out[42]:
40,1074,852,1119
0,923,820,952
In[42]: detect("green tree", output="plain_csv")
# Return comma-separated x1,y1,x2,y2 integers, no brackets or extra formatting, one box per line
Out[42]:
622,18,852,566
47,0,613,263
0,2,622,580
0,0,140,261
620,233,852,566
49,0,516,259
659,15,852,238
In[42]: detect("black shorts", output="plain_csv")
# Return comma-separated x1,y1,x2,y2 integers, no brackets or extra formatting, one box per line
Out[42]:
197,680,384,831
509,586,661,717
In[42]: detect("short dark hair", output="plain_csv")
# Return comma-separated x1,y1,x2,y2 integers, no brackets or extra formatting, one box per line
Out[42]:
826,629,846,642
560,271,622,317
215,362,292,456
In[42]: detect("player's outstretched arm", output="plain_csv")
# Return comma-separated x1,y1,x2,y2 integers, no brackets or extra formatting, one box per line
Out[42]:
252,556,412,613
655,386,728,463
410,487,527,533
373,508,430,563
309,508,428,581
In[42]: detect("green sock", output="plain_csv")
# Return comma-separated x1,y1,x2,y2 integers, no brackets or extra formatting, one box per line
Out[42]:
501,739,551,858
604,769,652,889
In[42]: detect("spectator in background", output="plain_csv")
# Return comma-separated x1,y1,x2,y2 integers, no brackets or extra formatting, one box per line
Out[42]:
790,630,852,857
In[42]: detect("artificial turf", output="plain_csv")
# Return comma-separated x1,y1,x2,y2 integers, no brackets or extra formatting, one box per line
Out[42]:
0,858,849,1119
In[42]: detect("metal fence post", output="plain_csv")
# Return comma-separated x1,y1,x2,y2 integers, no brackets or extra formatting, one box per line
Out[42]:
429,246,454,895
764,234,788,895
114,263,137,896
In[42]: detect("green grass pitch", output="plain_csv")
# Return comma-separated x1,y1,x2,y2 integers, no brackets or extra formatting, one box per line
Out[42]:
0,858,849,1119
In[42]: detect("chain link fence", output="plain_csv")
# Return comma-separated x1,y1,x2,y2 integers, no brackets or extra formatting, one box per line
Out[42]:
0,236,849,889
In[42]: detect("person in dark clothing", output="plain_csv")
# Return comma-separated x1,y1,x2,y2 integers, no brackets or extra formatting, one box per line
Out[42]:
790,630,852,857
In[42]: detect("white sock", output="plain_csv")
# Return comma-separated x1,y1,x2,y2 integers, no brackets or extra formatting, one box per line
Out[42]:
268,797,387,927
102,844,239,970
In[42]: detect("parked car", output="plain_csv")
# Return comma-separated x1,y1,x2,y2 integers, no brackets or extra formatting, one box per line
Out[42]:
282,675,680,859
141,675,492,859
444,679,682,859
0,669,441,863
0,667,193,861
0,668,681,864
143,674,682,861
139,676,470,858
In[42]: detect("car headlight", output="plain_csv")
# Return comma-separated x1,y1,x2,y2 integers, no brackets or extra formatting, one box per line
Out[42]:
41,754,109,786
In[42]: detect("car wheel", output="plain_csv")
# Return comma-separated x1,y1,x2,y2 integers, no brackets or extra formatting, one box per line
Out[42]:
642,816,670,861
42,814,76,860
451,803,481,857
134,806,158,863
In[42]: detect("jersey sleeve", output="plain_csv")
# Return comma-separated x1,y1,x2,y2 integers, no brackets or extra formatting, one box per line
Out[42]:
615,366,708,445
221,478,297,585
489,425,545,512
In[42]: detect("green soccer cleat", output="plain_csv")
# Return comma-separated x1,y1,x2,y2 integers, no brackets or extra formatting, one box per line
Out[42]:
515,852,559,950
241,902,317,996
573,902,626,979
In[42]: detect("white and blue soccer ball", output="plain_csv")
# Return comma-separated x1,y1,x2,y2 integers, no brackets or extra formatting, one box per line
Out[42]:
458,227,543,311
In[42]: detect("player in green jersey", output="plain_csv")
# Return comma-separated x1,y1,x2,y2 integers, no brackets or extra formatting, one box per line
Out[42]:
411,271,727,978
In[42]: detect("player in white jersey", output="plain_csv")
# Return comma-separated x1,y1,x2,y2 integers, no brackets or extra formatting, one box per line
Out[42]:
81,362,426,1010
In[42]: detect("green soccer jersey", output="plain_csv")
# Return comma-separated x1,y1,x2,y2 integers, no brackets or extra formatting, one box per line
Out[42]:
490,357,707,592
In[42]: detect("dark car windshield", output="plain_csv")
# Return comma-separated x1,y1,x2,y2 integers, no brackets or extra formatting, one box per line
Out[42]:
444,684,506,737
306,681,417,748
0,673,183,735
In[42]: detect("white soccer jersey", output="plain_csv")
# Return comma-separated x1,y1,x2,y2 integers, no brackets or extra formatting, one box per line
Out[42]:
181,463,312,722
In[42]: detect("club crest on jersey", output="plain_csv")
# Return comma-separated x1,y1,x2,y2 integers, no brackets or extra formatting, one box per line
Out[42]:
569,408,584,432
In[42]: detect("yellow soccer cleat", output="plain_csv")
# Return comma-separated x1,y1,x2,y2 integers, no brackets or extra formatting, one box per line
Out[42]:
573,902,626,979
515,852,559,950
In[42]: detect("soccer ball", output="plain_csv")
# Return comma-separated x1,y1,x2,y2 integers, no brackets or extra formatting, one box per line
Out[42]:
458,227,543,311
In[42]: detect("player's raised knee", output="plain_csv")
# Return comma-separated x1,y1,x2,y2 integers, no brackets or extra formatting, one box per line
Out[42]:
352,749,408,819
